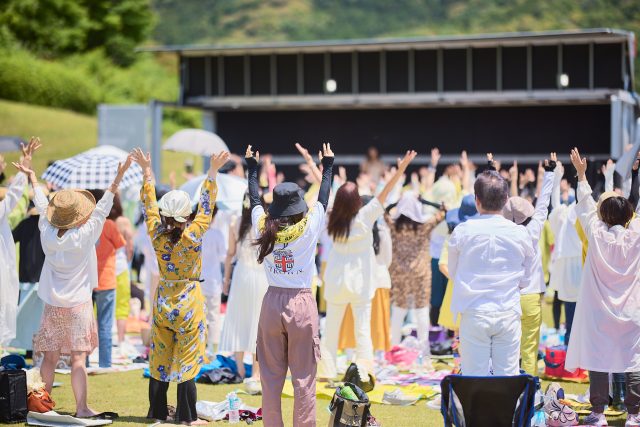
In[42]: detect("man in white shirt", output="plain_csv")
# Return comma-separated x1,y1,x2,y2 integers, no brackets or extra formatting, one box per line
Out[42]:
448,170,535,376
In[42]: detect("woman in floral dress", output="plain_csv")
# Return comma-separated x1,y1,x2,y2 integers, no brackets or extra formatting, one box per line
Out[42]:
133,148,229,425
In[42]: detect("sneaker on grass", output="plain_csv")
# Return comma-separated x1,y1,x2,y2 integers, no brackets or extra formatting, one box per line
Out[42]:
582,412,607,426
626,413,640,427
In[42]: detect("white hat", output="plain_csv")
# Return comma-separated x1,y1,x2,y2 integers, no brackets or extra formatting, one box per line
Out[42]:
391,191,431,223
158,190,192,223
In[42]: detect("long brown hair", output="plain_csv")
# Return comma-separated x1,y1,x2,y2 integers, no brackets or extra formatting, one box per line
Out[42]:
255,213,304,263
327,182,362,241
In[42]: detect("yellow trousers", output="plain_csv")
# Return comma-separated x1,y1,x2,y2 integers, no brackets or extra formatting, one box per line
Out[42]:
338,288,391,352
520,293,542,376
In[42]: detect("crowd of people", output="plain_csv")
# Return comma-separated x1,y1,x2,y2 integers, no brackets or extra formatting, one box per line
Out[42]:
0,136,639,427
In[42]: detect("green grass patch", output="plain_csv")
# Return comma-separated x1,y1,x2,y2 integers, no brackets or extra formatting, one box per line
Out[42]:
0,99,203,185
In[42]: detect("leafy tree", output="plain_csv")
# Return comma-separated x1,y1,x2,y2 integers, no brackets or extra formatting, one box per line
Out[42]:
82,0,155,66
0,0,90,57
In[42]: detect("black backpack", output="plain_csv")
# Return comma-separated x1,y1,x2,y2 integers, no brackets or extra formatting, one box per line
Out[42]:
0,369,28,423
441,374,539,427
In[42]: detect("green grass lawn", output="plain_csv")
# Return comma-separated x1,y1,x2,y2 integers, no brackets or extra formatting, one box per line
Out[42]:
0,100,201,186
2,298,629,427
4,364,627,427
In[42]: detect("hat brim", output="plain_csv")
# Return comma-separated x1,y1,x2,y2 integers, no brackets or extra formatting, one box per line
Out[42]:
596,191,619,220
47,190,96,230
268,198,308,218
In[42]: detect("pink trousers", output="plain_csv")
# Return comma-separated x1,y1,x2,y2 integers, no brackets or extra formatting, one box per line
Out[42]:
257,287,320,427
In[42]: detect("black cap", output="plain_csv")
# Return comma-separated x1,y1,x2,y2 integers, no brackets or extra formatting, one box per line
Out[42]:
268,182,307,218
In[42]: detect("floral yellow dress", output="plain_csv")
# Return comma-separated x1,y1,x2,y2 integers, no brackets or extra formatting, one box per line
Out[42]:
141,177,218,383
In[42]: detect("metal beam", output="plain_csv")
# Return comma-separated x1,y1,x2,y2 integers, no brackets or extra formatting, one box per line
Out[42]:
190,89,621,111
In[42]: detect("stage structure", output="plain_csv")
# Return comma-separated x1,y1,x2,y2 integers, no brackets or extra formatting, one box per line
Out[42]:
144,28,637,167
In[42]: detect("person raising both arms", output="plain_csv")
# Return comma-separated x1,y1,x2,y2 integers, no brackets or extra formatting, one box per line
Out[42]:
566,148,640,427
14,139,131,418
132,147,229,425
246,143,334,427
319,150,419,380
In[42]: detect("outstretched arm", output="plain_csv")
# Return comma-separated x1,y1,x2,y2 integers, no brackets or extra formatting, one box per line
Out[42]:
571,148,598,242
527,153,557,241
317,143,334,211
5,137,42,221
295,143,322,184
245,145,262,210
186,151,228,237
377,150,417,205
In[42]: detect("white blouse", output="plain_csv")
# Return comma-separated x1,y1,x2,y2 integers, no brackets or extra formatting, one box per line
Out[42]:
323,198,385,304
35,187,114,307
0,173,27,345
566,181,640,373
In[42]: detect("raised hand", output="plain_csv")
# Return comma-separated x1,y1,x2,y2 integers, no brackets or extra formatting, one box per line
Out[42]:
12,161,35,178
0,154,6,175
109,155,133,192
397,150,418,173
209,151,230,177
245,145,259,163
509,161,518,179
131,148,152,170
21,137,42,169
431,148,441,168
487,152,497,170
295,143,314,164
633,151,640,172
570,148,587,181
543,152,557,172
460,150,469,169
322,143,334,159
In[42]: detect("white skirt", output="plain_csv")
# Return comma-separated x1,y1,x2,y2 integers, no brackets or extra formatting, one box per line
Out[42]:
218,263,269,354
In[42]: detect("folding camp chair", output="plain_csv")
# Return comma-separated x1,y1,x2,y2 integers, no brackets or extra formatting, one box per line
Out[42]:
441,374,539,427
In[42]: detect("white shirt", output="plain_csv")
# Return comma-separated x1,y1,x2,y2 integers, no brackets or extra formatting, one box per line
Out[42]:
375,218,392,289
548,203,583,301
252,202,325,289
566,181,640,372
0,173,26,345
429,227,447,259
448,213,535,316
115,247,129,275
521,171,554,295
200,227,225,297
35,187,114,307
324,198,384,303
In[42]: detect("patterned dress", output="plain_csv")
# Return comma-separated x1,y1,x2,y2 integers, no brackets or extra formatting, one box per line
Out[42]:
141,177,218,383
387,216,441,309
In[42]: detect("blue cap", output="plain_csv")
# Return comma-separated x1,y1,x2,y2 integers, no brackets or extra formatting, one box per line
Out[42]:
446,208,461,229
458,194,477,223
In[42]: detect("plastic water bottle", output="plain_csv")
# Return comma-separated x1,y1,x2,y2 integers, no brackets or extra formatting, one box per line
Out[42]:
227,391,240,424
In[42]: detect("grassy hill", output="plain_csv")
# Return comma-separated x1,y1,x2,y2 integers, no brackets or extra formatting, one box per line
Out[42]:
150,0,640,46
0,99,200,185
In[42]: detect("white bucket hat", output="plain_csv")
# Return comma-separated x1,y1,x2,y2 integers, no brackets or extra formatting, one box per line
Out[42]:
391,191,431,223
158,190,192,223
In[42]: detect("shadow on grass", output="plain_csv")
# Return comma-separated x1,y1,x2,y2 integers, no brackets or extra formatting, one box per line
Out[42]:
114,416,152,424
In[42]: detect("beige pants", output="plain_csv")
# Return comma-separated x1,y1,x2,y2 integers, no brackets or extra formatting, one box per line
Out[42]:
257,287,319,427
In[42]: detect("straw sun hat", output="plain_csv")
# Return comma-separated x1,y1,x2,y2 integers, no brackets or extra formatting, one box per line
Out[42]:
47,189,96,229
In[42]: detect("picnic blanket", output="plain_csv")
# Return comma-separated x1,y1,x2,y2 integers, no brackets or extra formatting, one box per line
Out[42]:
55,363,147,376
27,411,112,426
281,381,436,404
